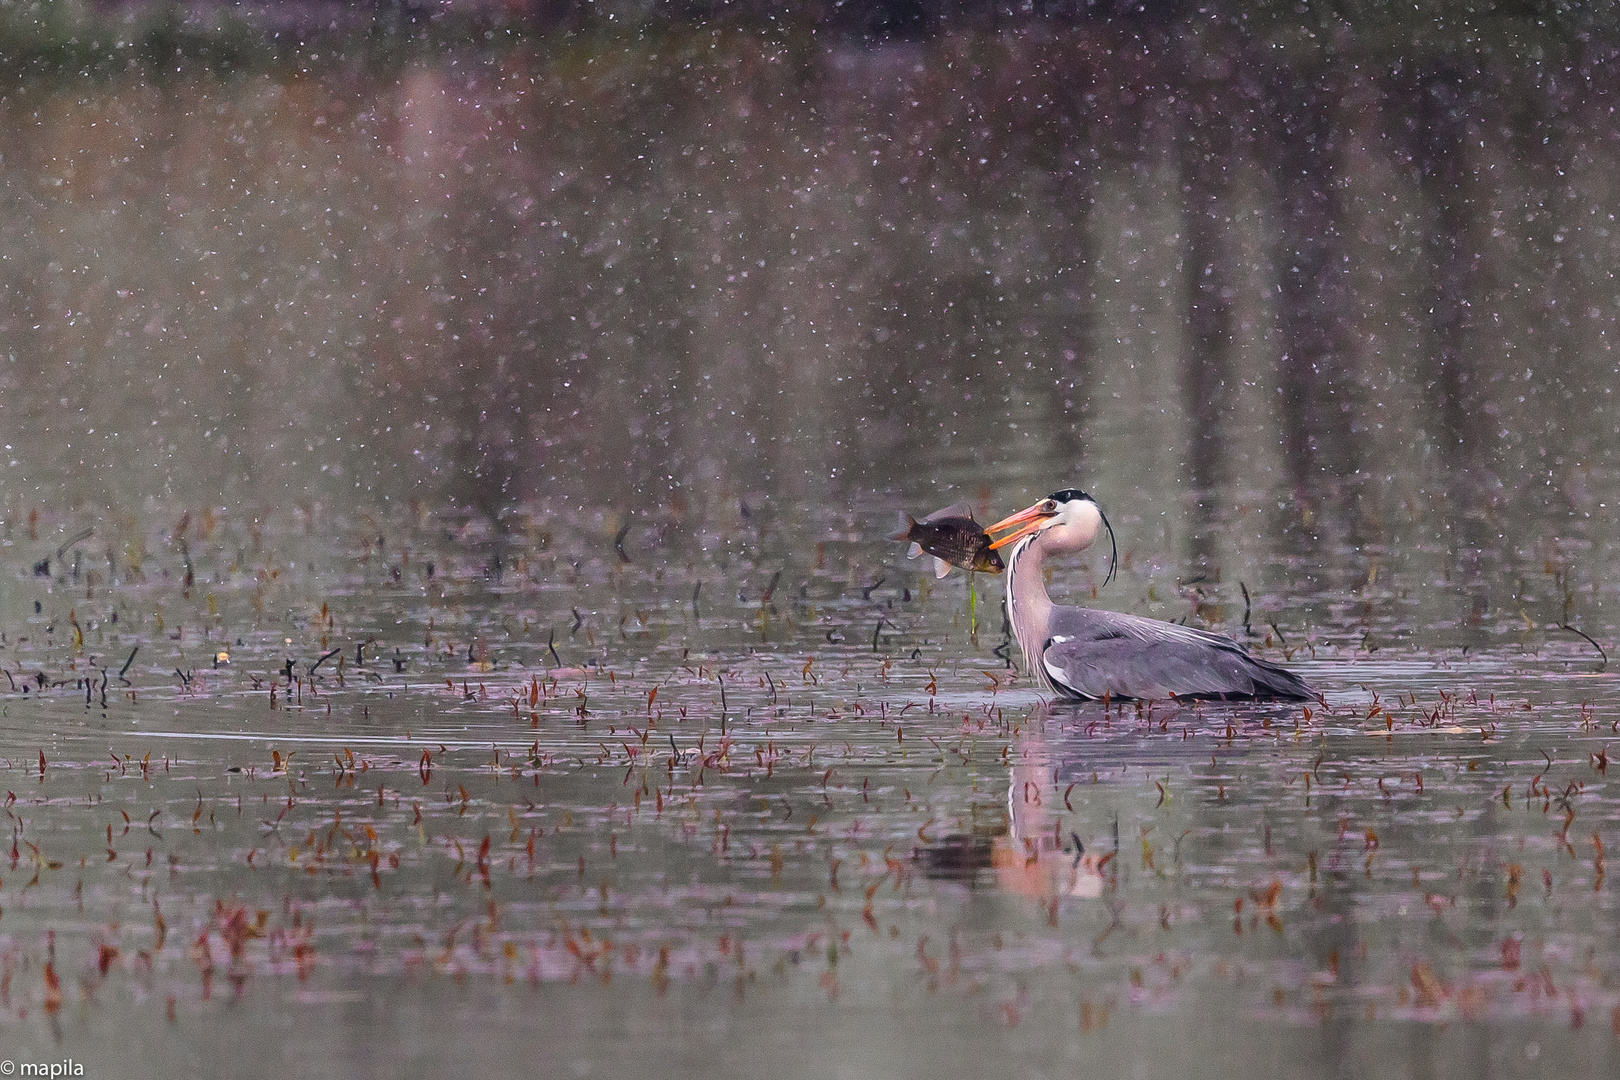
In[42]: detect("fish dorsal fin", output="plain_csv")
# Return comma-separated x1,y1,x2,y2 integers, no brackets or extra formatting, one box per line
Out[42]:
933,557,952,579
921,502,974,524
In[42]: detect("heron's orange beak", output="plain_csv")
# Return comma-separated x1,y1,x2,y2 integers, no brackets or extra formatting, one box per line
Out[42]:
986,503,1053,550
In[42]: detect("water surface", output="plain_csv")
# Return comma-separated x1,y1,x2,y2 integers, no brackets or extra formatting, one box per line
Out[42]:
0,17,1618,1079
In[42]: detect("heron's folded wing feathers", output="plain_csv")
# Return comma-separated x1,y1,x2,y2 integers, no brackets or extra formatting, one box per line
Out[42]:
1042,608,1312,701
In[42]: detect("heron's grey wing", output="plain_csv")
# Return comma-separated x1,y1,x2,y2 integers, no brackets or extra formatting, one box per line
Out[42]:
1044,607,1313,701
921,502,976,524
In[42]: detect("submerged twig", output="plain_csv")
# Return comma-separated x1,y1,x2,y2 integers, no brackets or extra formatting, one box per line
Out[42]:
118,645,139,686
56,526,94,561
1559,623,1608,670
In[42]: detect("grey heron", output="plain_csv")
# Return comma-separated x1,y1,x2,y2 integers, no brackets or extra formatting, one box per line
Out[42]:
986,490,1315,702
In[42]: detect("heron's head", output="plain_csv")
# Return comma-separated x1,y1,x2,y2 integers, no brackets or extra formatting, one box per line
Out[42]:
987,489,1117,587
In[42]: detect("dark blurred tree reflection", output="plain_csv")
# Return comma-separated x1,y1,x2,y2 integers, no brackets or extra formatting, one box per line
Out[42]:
0,6,1615,589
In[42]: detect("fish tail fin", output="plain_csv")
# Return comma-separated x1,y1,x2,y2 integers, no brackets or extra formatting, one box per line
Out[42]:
933,557,952,579
889,512,918,544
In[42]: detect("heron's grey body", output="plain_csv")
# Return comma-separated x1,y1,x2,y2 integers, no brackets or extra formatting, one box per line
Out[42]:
1002,507,1313,702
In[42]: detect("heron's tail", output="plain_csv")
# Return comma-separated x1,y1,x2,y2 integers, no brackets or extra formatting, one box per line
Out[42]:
1248,656,1316,701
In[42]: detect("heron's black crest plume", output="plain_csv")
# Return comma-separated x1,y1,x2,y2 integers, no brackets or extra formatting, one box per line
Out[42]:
1045,489,1117,590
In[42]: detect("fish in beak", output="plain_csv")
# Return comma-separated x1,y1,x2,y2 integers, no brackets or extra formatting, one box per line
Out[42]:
986,500,1056,551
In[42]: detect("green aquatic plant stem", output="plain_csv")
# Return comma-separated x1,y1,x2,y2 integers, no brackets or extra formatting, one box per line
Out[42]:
967,570,978,643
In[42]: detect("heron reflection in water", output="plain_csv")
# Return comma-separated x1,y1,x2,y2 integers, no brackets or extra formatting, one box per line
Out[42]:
919,701,1109,900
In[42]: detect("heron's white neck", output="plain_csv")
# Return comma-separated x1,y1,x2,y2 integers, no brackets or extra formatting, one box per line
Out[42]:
1004,533,1055,691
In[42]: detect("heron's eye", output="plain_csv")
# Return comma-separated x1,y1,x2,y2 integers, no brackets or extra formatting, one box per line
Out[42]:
1041,500,1056,513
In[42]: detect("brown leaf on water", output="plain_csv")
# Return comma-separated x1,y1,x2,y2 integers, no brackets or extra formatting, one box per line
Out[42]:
43,962,61,1013
1249,880,1282,909
651,944,669,998
1409,962,1444,1008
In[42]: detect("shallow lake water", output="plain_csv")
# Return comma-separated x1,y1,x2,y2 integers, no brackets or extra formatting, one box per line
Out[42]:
0,11,1618,1079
